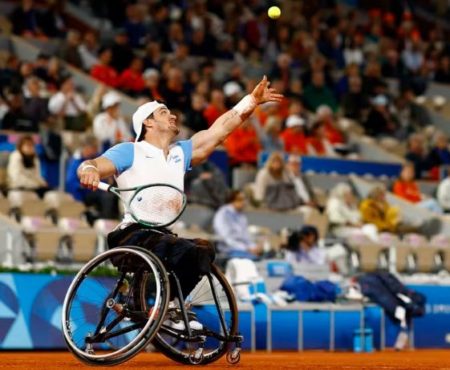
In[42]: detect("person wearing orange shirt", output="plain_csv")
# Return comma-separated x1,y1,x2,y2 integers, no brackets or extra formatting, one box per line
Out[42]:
306,121,338,157
224,120,260,166
393,162,443,213
90,47,119,88
280,114,308,155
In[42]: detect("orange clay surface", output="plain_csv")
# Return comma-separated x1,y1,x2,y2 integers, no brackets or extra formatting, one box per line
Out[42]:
1,350,450,370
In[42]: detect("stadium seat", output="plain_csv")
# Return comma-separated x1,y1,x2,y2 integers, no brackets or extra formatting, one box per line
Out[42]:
44,191,86,220
394,243,416,273
22,216,65,261
58,218,98,262
347,240,388,272
7,190,47,219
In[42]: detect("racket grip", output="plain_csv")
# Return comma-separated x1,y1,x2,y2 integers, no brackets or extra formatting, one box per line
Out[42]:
97,182,111,192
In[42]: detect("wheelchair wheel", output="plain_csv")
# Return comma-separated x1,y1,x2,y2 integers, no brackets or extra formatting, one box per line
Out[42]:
152,264,238,365
62,247,170,366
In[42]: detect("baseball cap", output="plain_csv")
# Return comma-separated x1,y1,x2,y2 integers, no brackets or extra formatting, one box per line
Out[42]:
223,81,243,97
102,91,121,109
286,114,305,128
132,101,167,140
371,95,388,106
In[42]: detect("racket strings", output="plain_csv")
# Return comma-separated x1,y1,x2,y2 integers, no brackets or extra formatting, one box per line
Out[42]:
127,186,184,225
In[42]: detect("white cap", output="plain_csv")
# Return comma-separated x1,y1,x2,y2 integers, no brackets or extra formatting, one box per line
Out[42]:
132,101,167,140
286,115,305,128
223,81,243,97
316,104,332,118
143,68,160,79
371,94,388,106
102,91,121,109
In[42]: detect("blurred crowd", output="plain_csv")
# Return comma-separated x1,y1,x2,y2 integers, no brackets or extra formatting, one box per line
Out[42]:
1,0,450,268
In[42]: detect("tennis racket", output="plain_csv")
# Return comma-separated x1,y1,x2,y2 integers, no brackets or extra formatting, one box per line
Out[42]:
98,182,187,228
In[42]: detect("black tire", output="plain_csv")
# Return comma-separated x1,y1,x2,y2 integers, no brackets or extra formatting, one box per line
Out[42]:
152,264,238,365
62,247,170,366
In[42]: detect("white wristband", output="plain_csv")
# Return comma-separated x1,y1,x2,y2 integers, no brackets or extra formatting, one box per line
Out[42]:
233,95,257,117
80,164,98,172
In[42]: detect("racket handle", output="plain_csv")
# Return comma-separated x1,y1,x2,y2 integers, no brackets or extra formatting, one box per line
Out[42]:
97,182,111,192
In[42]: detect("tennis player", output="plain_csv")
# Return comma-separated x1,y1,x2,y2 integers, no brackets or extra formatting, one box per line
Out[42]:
77,76,282,329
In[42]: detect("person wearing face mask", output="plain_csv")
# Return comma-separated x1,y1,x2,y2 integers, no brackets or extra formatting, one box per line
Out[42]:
7,134,49,197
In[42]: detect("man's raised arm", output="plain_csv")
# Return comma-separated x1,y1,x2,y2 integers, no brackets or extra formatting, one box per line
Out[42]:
190,76,283,165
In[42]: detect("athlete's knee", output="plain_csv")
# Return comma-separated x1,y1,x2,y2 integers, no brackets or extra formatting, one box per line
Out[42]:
192,238,215,273
193,238,216,261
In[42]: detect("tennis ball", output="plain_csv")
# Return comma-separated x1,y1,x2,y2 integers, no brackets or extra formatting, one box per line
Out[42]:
268,6,281,19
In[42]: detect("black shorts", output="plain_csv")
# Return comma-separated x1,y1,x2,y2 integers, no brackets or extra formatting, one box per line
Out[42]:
107,223,215,298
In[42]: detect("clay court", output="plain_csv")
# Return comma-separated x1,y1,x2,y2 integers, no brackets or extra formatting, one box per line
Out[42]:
2,350,450,370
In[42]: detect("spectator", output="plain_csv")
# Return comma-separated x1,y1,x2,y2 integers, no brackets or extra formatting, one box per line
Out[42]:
307,121,338,157
252,151,303,211
343,33,365,67
284,225,326,265
364,95,399,138
160,67,190,111
39,0,67,38
187,161,229,209
270,53,292,92
203,89,227,127
141,68,163,101
392,162,443,213
93,91,131,151
59,30,83,69
285,154,310,202
381,48,404,78
437,171,450,213
22,76,49,130
435,55,450,84
405,134,429,179
251,115,284,153
184,93,209,133
142,41,163,71
48,75,87,131
213,190,262,260
90,47,119,88
78,31,99,71
426,131,450,180
117,57,145,96
123,4,148,49
362,60,385,97
1,91,35,131
65,135,118,221
10,0,43,38
326,183,367,239
110,29,134,73
402,38,424,74
7,134,48,197
316,105,346,145
280,114,308,155
171,43,197,71
303,71,338,113
224,119,260,167
359,186,401,233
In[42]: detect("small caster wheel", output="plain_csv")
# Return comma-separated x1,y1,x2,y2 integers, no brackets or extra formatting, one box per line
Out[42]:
227,348,241,364
189,348,204,365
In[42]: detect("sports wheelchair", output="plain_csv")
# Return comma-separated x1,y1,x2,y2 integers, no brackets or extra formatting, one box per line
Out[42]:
61,183,242,366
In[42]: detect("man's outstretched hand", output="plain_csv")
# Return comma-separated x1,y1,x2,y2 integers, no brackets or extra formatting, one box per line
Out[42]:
251,75,284,105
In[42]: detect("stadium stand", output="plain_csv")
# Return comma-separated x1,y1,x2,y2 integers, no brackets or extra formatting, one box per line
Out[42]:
1,0,450,353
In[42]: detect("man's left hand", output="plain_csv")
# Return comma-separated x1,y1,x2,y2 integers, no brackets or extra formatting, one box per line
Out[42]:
251,75,284,105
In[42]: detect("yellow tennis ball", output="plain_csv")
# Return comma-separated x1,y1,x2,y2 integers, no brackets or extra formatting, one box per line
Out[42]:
268,6,281,19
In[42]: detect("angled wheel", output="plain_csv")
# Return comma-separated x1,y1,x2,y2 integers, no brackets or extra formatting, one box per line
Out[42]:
62,247,170,366
152,264,238,365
